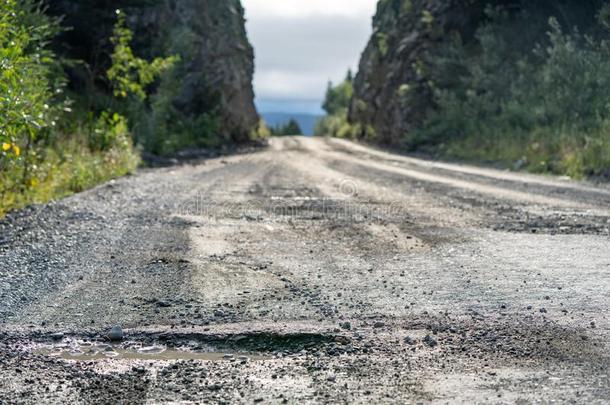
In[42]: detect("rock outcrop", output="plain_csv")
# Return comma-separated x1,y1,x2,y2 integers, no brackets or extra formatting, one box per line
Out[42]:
349,0,606,146
47,0,258,144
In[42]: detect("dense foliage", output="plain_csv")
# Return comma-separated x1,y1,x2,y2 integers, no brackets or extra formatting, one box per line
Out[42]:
1,0,63,190
0,3,180,216
270,119,302,136
45,0,262,155
322,70,353,116
107,12,178,102
328,1,610,178
314,71,355,137
413,5,610,177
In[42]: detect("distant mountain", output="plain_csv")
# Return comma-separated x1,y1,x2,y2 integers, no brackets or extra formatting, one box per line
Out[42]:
262,112,323,136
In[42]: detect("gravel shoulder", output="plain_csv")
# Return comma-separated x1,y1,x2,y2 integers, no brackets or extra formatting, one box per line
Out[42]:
1,136,609,403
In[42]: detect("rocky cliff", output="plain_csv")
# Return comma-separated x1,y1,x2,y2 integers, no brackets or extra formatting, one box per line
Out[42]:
47,0,258,146
349,0,606,146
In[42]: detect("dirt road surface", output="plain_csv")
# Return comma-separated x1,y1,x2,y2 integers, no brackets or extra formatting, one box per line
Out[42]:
1,136,609,403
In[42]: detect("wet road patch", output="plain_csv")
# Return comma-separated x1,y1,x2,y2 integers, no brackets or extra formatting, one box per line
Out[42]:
15,330,340,364
33,338,269,362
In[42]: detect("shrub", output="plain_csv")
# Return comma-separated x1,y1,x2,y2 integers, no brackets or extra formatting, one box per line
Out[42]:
270,119,302,136
322,70,354,116
0,0,65,191
416,5,610,178
251,120,271,140
316,70,357,137
0,5,148,216
142,64,221,154
107,11,179,102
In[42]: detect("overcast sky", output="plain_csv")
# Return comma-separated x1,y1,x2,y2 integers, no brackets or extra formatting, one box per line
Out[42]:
242,0,377,114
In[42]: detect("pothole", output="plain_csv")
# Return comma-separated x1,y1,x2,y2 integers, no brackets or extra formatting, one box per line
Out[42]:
21,330,339,363
32,338,269,362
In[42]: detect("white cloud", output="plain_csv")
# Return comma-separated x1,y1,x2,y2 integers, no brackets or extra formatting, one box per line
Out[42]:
255,68,348,100
255,70,321,98
242,0,377,111
243,0,377,18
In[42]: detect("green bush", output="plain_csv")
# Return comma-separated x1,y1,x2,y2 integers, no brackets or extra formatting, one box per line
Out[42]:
316,70,357,137
141,64,221,154
0,4,149,216
107,11,179,102
270,119,302,136
416,5,610,178
0,0,65,189
322,70,354,116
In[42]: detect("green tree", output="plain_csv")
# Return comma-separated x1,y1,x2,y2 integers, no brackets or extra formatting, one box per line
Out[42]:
417,5,610,177
0,0,64,191
0,4,176,215
107,10,179,102
270,119,302,136
284,119,302,135
322,70,354,115
315,69,356,137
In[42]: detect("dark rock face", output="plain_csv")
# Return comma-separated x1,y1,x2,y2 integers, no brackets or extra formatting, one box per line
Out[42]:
349,0,606,146
135,0,259,142
348,0,488,145
47,0,258,143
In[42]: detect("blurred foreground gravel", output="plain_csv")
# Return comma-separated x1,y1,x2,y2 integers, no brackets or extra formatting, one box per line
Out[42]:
1,137,609,403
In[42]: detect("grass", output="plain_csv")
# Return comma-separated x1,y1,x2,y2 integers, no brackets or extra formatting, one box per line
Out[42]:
435,124,610,180
0,139,139,217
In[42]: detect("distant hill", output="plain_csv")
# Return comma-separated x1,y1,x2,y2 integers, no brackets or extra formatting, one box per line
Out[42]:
262,112,323,136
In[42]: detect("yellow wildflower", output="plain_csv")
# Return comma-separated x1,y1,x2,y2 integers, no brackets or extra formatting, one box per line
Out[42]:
2,142,10,151
13,144,20,156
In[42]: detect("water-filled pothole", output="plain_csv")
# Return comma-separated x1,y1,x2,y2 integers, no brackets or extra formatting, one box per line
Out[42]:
34,339,269,362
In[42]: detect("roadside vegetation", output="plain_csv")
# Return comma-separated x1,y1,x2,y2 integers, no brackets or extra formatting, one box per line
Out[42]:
0,1,175,216
416,5,610,178
320,3,610,179
270,119,302,136
314,71,355,137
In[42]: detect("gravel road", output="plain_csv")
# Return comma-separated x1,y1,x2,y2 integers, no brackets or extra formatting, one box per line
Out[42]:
1,136,609,403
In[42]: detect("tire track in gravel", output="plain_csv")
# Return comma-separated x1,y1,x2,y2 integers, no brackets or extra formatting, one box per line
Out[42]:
1,136,609,403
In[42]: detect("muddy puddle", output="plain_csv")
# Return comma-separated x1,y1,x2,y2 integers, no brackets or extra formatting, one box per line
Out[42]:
33,339,269,362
